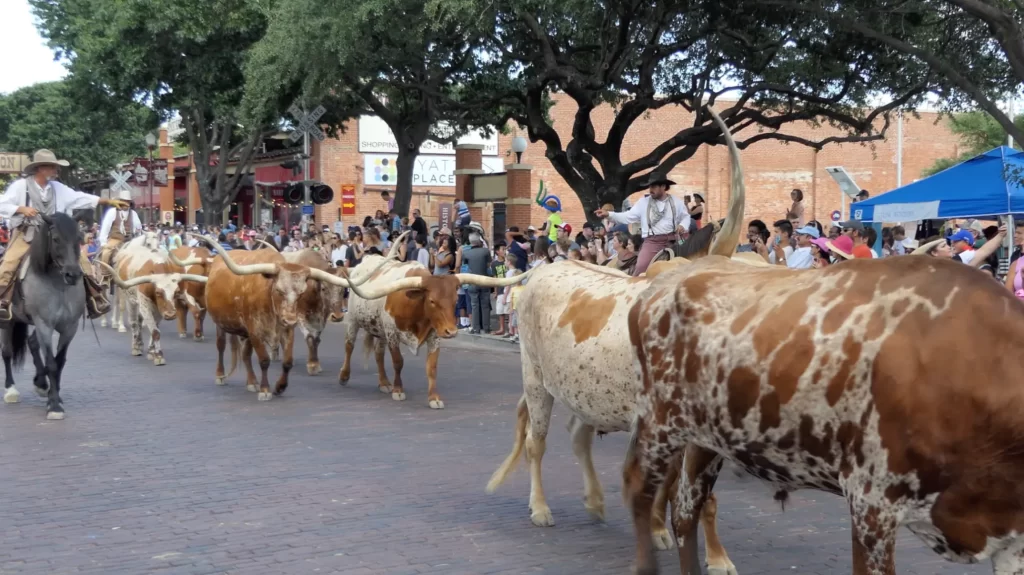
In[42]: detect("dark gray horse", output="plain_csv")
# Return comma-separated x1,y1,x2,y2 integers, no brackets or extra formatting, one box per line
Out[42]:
2,213,86,420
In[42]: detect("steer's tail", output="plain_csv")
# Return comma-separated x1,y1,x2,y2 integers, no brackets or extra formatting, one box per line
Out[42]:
361,331,376,370
226,335,241,379
486,395,529,493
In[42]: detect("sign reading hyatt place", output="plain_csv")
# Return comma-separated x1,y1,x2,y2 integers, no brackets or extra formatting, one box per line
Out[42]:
364,154,505,187
358,116,499,156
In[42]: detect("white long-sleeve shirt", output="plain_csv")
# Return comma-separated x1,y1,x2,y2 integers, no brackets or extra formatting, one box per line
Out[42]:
98,208,143,245
606,194,691,238
0,178,100,219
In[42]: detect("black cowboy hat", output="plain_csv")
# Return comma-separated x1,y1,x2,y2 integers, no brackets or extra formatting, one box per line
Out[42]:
648,175,676,187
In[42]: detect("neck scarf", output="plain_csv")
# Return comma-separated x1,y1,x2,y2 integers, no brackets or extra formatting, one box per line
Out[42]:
645,195,676,235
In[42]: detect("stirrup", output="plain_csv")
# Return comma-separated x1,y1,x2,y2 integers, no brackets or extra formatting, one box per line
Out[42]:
87,295,111,320
0,301,12,322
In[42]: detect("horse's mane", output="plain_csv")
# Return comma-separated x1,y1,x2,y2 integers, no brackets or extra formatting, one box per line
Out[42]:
29,213,80,275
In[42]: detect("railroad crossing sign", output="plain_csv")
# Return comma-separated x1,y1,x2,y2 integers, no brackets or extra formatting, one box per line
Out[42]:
288,104,326,143
109,170,133,193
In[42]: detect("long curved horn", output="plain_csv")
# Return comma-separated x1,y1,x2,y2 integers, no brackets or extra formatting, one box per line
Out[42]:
193,235,278,276
345,276,426,301
456,266,535,289
167,249,208,268
257,239,278,252
707,106,746,258
386,231,410,260
176,273,210,283
308,267,353,287
97,261,151,289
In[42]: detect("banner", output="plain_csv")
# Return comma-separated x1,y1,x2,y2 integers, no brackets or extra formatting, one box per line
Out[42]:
341,184,357,215
358,116,499,156
363,154,505,187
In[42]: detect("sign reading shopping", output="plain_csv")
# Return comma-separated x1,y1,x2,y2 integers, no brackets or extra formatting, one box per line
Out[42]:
363,154,505,187
358,116,499,156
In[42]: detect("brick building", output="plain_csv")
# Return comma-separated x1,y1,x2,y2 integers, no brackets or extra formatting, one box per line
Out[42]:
316,95,959,238
158,95,961,235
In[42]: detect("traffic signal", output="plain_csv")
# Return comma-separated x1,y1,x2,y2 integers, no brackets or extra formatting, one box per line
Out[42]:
310,184,334,205
283,183,304,204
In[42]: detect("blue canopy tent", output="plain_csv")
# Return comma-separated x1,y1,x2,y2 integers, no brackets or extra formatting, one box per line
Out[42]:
851,146,1024,223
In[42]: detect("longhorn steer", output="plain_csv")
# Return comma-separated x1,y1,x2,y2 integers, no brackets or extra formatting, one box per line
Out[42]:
486,108,746,574
340,256,530,409
193,236,383,401
100,235,205,366
168,246,212,341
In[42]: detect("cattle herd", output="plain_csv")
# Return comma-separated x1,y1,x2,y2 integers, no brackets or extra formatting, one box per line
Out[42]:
5,108,1024,575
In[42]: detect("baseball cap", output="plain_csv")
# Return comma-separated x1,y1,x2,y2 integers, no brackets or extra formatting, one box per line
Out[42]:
949,229,975,246
839,219,864,230
557,222,572,234
794,225,820,239
527,225,537,232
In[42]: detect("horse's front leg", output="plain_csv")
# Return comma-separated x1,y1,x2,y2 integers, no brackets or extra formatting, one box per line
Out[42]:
31,323,64,420
2,325,18,403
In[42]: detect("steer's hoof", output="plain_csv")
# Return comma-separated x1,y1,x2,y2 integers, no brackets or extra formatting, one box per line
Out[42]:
246,384,258,392
146,352,155,360
530,508,554,527
428,399,445,410
707,564,738,575
153,357,166,367
46,410,65,420
100,318,108,327
378,385,392,394
652,528,676,551
338,371,350,385
215,377,226,386
194,335,204,342
131,349,143,357
391,391,406,402
179,333,188,339
257,392,273,402
584,499,605,522
3,387,19,403
118,325,127,333
306,362,321,376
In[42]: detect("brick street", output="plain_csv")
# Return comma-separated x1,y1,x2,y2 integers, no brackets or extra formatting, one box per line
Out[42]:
0,324,987,575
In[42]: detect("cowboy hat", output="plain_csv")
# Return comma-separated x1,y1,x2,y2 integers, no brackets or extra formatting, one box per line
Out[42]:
116,189,133,202
648,175,677,187
24,149,70,173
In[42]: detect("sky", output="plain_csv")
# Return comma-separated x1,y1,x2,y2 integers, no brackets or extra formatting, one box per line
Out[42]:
0,0,67,94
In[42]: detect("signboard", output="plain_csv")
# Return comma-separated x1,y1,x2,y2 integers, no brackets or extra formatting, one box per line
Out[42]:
364,154,505,187
438,202,452,232
127,159,169,187
870,201,940,223
358,116,499,156
825,166,863,199
333,221,344,234
162,211,173,224
0,153,29,174
110,170,133,193
830,210,842,222
288,104,327,143
341,184,357,216
302,204,315,216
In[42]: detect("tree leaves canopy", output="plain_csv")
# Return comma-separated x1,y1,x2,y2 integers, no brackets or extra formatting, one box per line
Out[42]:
924,111,1024,176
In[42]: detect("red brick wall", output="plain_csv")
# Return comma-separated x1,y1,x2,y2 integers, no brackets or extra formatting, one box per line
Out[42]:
316,96,959,234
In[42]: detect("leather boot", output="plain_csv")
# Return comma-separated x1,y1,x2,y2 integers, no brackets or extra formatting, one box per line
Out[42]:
0,283,13,322
84,275,111,319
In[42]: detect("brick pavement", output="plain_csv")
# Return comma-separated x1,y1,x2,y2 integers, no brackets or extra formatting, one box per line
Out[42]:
0,324,987,575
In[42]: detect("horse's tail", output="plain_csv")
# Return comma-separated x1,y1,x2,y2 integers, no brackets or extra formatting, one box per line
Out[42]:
10,322,28,369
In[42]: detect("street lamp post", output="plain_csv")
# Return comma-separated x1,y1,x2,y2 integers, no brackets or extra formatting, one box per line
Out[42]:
145,132,157,225
511,136,528,164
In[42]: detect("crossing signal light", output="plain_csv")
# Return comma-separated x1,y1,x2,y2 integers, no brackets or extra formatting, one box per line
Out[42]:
283,183,304,204
310,184,333,205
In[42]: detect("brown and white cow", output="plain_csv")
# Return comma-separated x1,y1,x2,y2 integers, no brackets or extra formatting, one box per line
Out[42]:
98,235,206,366
168,246,212,341
339,255,531,409
485,109,746,574
623,118,1024,575
98,231,163,333
193,236,389,401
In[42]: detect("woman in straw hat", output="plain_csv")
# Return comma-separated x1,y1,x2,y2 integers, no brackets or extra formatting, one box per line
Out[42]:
0,149,129,319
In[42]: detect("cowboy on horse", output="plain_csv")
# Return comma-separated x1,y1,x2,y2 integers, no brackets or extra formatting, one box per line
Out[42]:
0,149,129,320
96,187,142,269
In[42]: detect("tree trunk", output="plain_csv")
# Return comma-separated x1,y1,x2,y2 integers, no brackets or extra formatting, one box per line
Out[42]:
392,148,418,218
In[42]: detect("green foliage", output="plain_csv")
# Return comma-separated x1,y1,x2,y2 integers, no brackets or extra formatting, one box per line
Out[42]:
245,0,518,216
31,0,273,220
923,111,1024,176
0,80,158,179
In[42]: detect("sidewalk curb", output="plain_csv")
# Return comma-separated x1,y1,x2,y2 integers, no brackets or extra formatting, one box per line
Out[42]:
450,331,521,353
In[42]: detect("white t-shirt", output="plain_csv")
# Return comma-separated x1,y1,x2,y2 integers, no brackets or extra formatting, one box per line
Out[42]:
330,246,348,267
787,246,814,269
769,244,794,265
416,248,430,268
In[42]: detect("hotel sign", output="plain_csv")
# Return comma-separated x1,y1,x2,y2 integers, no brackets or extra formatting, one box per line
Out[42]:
0,153,30,174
